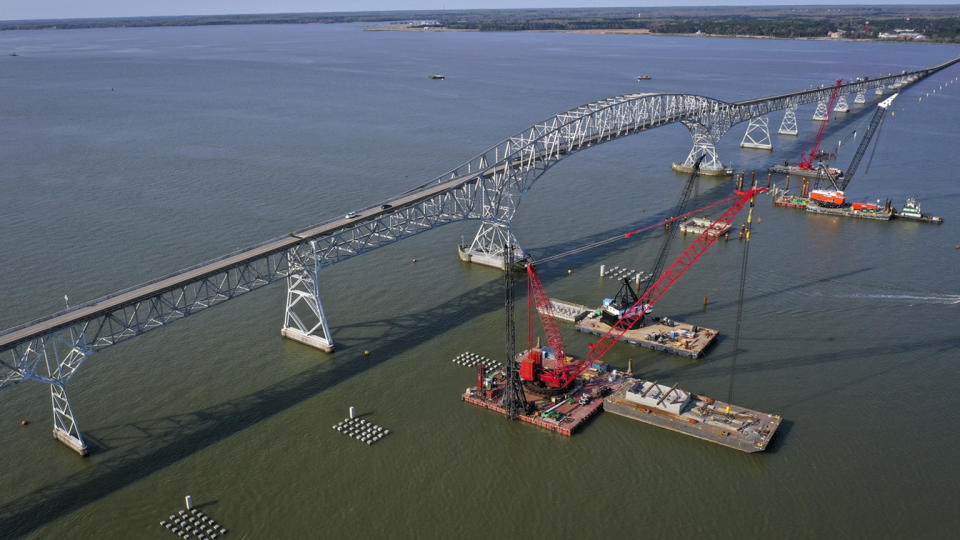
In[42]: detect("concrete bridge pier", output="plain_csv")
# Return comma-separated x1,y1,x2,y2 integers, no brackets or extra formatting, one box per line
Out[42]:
281,241,334,352
458,221,526,271
672,121,733,176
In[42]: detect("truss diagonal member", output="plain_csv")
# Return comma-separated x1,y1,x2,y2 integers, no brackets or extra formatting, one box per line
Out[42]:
778,105,799,136
673,121,732,176
281,243,334,352
740,116,772,150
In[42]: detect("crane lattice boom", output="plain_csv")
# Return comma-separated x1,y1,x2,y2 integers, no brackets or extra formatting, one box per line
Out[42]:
799,79,843,170
526,264,566,365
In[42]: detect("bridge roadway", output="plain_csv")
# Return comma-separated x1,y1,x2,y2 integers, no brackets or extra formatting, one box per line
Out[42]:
0,98,683,353
2,56,959,355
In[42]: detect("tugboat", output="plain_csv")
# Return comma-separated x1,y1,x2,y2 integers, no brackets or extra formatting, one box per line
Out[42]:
894,197,943,224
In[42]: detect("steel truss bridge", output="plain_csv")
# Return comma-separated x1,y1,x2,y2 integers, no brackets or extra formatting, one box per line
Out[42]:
3,56,958,455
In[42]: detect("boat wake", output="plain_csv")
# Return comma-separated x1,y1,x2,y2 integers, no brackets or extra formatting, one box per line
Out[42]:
840,293,960,305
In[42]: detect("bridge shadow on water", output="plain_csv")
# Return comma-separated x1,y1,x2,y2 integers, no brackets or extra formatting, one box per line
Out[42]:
0,274,510,537
2,180,730,536
5,181,908,535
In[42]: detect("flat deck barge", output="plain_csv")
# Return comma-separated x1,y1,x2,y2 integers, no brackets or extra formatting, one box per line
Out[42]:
805,203,892,221
574,311,717,359
774,194,894,221
604,377,781,452
769,163,843,179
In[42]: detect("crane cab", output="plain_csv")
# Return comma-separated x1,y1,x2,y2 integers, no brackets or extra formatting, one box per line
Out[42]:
809,189,846,207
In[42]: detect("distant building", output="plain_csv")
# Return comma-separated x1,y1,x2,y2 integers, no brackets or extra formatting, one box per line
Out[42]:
827,29,846,39
878,29,927,40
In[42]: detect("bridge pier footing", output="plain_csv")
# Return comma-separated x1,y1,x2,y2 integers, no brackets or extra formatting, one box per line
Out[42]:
282,242,335,353
458,221,527,271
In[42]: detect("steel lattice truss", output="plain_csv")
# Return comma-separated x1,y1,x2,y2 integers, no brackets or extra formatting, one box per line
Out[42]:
1,56,957,453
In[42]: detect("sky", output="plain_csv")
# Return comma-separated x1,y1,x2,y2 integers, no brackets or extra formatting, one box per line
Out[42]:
2,1,956,22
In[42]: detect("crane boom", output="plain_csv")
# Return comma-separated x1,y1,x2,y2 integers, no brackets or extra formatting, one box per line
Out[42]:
526,264,566,364
837,93,897,191
581,187,766,370
799,79,843,170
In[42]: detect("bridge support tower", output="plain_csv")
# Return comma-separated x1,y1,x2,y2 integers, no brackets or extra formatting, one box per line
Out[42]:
778,105,799,136
672,122,733,176
281,241,335,352
812,99,830,121
458,221,526,271
834,94,850,113
740,116,772,150
51,382,87,455
854,90,866,104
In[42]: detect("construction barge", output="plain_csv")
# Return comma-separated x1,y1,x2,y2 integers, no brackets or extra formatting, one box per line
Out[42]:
774,190,942,224
541,299,718,359
604,377,781,453
462,357,624,436
769,163,843,179
575,312,717,359
459,354,780,452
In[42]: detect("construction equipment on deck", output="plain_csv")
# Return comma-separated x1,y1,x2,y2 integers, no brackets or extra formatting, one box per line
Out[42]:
600,156,703,329
809,93,899,207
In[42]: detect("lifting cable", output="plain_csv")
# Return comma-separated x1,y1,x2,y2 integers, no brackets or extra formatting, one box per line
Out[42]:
727,191,756,403
532,193,739,266
863,110,889,177
642,163,701,296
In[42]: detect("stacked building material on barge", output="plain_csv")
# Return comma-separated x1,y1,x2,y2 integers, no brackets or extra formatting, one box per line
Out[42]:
679,216,731,236
543,299,590,323
604,377,781,452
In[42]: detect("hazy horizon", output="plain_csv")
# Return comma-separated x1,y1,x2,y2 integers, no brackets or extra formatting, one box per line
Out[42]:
3,1,958,23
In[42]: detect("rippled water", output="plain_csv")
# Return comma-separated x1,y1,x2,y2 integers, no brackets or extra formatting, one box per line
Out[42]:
1,24,959,538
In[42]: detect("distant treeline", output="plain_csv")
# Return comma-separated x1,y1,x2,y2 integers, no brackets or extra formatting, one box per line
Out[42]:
3,6,960,43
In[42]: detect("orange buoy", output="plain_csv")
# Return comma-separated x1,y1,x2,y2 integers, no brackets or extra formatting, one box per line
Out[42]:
364,350,370,356
411,258,417,263
21,420,28,426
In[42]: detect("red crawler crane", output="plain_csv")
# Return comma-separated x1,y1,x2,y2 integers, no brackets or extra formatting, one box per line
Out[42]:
523,185,767,391
798,79,843,170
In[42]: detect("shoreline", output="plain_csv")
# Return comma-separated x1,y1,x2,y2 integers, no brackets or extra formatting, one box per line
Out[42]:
363,23,934,44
